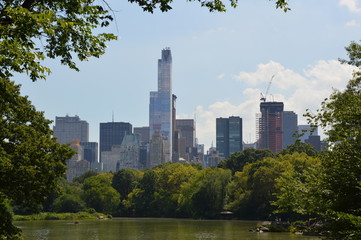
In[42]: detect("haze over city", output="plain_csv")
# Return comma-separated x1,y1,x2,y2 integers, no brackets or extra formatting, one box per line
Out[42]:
18,0,361,149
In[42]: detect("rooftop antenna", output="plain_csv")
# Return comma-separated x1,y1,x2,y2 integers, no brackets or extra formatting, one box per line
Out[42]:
112,111,114,122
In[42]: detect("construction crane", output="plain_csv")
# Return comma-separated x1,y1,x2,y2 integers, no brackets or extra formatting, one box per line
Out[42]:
260,74,275,102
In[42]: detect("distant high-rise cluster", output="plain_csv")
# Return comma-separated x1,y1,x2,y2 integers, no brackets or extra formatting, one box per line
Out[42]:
53,48,325,181
256,101,322,154
53,115,97,181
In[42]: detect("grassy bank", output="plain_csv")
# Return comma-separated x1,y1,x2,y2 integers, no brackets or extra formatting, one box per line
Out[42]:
14,212,111,221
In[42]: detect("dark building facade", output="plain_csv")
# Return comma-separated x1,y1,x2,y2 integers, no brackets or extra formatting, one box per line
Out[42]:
80,142,98,163
99,122,132,162
305,135,321,151
228,116,243,156
282,111,298,149
258,102,284,153
216,118,229,158
216,116,243,158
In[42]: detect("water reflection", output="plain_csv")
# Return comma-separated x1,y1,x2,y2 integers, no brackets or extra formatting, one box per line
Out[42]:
16,218,319,240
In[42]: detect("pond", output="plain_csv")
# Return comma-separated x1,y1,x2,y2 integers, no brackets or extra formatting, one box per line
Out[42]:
16,218,320,240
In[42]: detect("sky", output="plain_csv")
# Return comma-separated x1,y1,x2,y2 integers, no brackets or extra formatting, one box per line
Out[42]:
18,0,361,150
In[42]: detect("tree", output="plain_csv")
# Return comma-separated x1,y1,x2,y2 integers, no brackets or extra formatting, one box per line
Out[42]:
129,0,290,13
275,41,361,239
278,140,318,157
112,168,142,200
122,170,158,217
0,0,117,81
51,194,85,213
51,179,85,213
153,163,198,217
178,168,232,219
218,148,275,173
82,173,120,215
227,153,319,220
0,78,74,238
0,1,116,237
73,170,98,184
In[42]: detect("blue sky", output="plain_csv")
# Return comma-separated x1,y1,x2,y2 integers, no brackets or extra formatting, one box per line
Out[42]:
19,0,361,149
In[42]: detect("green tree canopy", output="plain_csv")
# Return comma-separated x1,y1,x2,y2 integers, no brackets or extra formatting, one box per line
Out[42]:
73,170,98,184
227,153,319,220
122,169,158,217
0,78,74,238
278,140,318,156
218,148,275,173
111,168,142,200
275,41,361,239
82,173,120,214
129,0,290,13
178,168,232,219
0,0,117,81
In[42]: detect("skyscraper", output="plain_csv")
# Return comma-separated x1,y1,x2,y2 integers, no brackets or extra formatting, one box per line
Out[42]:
149,48,173,161
216,116,243,158
257,102,284,153
119,134,140,170
282,111,298,149
80,142,98,163
99,122,132,162
176,119,196,161
134,126,150,146
148,131,170,168
53,115,89,144
216,118,229,158
228,116,243,156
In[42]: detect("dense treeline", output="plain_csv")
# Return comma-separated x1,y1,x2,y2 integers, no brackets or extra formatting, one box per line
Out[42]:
12,142,319,221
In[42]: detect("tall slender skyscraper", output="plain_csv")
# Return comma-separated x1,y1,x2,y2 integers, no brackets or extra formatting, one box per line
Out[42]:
149,48,173,162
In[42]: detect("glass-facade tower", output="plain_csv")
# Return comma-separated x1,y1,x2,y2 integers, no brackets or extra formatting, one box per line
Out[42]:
149,48,173,160
216,116,243,158
228,116,243,156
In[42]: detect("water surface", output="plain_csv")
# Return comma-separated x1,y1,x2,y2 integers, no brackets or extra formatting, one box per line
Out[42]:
16,218,320,240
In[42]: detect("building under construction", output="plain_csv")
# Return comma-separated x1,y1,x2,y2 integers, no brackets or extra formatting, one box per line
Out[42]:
257,102,284,153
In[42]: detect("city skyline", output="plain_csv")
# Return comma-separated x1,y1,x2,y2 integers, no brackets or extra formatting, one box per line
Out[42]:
17,0,360,150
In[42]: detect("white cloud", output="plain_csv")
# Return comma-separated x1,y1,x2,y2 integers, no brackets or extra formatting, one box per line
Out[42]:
339,0,361,13
345,19,359,26
217,73,225,79
234,61,307,90
196,60,357,150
